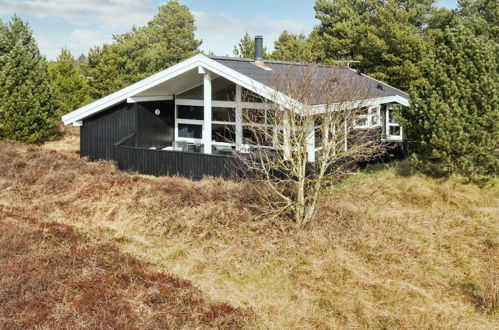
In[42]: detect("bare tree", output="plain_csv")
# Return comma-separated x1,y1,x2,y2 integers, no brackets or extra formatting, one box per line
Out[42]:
236,65,388,227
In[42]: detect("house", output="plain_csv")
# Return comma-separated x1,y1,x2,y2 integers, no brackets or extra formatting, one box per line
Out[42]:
62,36,409,179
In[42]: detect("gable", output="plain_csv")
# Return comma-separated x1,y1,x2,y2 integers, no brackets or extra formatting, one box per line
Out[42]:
62,54,410,125
62,54,291,125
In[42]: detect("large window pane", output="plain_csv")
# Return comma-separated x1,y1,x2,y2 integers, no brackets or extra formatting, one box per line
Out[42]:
242,88,264,103
212,79,236,101
177,105,204,120
243,126,273,146
389,126,401,136
176,85,203,100
212,107,235,122
212,124,235,143
243,108,266,124
354,116,368,127
178,124,202,139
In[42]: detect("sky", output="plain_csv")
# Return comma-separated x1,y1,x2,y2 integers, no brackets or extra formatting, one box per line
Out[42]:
0,0,460,60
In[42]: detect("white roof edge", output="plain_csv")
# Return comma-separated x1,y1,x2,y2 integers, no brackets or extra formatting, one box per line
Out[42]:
62,54,299,125
311,95,410,114
62,54,206,125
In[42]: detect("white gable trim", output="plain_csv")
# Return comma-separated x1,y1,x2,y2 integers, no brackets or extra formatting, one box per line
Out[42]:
61,54,297,125
63,54,206,125
126,95,174,103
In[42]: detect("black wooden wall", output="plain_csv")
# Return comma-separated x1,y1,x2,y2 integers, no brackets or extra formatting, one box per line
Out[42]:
135,101,174,148
80,102,136,160
112,145,242,180
80,100,174,161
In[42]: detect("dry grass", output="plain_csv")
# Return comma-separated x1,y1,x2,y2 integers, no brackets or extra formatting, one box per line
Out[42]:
0,205,249,328
0,126,498,329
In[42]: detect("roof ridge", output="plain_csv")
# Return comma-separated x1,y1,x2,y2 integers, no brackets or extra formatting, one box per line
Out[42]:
207,55,339,69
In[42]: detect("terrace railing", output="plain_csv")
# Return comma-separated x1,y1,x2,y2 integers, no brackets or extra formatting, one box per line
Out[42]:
112,134,242,180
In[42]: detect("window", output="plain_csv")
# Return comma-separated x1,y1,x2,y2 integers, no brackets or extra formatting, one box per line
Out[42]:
354,116,369,127
388,108,396,123
178,124,202,139
372,112,380,126
385,104,403,141
353,106,381,129
389,126,400,136
243,108,266,124
177,105,203,120
213,81,236,101
212,107,235,122
212,124,236,143
243,126,273,146
242,88,264,103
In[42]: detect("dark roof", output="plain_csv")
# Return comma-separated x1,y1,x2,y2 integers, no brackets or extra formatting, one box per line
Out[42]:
209,56,409,102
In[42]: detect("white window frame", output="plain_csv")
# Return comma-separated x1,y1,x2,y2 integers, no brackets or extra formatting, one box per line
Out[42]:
353,106,381,129
174,97,271,151
385,104,403,141
175,102,204,144
241,107,280,149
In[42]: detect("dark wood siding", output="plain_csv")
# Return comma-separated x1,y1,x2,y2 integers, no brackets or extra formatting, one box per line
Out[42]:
112,144,241,180
135,100,174,148
80,102,136,161
80,100,175,161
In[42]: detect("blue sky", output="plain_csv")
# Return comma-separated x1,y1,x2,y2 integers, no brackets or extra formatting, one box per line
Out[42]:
0,0,459,60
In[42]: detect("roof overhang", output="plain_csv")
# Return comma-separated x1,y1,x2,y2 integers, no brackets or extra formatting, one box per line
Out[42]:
62,54,297,125
310,95,409,115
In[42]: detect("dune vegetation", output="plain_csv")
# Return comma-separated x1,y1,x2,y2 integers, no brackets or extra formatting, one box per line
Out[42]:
0,126,497,329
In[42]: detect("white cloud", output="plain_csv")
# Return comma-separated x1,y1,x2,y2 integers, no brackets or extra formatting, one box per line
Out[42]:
68,30,113,56
0,0,153,28
34,30,112,60
1,2,313,59
33,33,59,59
193,11,310,55
0,0,150,59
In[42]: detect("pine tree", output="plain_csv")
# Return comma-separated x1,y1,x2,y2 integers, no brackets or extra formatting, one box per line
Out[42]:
270,31,314,62
313,0,435,90
0,16,59,143
233,32,268,58
88,0,201,96
49,48,92,114
458,0,498,42
142,0,201,70
87,45,122,99
402,25,499,179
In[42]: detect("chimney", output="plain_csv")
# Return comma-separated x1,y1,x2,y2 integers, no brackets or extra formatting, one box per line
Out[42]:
254,35,264,66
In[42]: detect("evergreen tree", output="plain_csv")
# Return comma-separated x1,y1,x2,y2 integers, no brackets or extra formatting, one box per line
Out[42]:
458,0,498,42
88,1,201,96
402,25,498,179
87,45,122,99
233,32,268,58
270,31,314,62
0,15,59,143
142,0,201,70
49,48,92,114
313,0,435,90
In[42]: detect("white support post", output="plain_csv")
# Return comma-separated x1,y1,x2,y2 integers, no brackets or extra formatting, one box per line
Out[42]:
306,118,315,162
203,71,212,154
283,109,291,160
235,84,243,150
385,105,390,138
331,122,336,156
344,119,348,151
